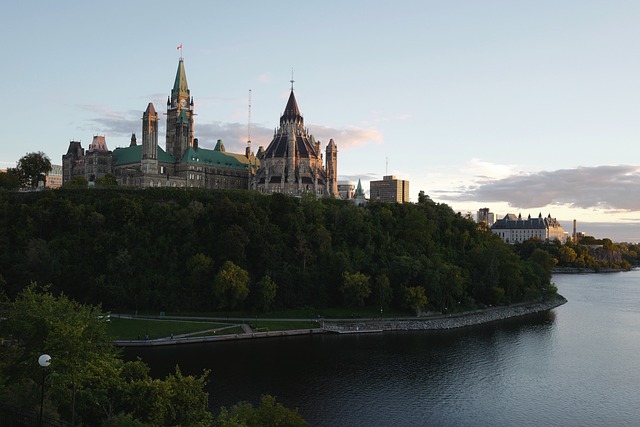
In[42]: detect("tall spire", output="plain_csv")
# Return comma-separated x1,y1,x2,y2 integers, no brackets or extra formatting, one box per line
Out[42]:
281,75,303,126
290,68,295,91
171,59,190,100
355,179,365,199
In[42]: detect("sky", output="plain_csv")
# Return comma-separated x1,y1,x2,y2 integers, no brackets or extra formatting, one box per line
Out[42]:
2,1,640,242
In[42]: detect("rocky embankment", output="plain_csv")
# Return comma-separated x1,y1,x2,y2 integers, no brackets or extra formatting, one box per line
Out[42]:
323,296,567,333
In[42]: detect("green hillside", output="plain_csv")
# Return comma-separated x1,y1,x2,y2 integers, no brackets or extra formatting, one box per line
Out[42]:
0,188,557,314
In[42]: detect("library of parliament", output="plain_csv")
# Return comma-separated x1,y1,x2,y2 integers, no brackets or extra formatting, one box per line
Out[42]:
62,59,339,197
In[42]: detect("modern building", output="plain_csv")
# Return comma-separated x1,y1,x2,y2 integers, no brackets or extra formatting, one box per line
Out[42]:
369,175,410,203
46,164,63,189
253,85,338,197
491,213,566,244
477,207,495,226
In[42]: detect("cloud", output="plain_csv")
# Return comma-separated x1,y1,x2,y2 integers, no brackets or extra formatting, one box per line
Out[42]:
194,121,383,153
339,172,380,183
464,158,521,180
195,121,272,152
257,73,271,83
308,124,383,149
81,103,383,154
440,165,640,211
79,105,142,138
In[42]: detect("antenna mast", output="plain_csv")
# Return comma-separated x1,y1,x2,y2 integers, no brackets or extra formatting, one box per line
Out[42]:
247,89,252,147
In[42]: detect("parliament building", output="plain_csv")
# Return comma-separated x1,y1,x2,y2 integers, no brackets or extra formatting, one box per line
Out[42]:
62,59,338,197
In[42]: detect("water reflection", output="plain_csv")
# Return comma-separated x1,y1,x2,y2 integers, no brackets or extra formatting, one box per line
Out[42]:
126,312,557,426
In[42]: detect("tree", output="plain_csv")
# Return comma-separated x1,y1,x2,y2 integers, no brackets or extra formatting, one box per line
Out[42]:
405,286,428,316
0,284,213,426
214,261,250,310
0,169,21,190
215,394,307,427
530,248,557,271
417,190,432,205
95,173,118,187
254,275,278,312
374,274,393,312
16,151,52,188
186,253,214,310
64,175,88,188
557,246,577,265
340,271,371,307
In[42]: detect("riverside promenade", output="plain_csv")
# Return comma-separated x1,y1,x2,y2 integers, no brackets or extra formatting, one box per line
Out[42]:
323,297,567,333
113,297,566,347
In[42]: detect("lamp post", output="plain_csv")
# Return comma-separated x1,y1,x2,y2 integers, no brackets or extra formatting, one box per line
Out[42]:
38,354,51,427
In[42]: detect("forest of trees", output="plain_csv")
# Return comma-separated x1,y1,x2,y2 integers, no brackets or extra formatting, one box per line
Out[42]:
0,285,307,426
0,187,558,315
511,236,640,272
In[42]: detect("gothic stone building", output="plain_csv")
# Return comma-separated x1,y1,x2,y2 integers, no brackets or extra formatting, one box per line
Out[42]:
253,88,338,197
62,59,338,194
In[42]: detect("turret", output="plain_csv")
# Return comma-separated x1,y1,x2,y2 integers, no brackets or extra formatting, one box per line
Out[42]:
326,138,338,197
141,102,158,174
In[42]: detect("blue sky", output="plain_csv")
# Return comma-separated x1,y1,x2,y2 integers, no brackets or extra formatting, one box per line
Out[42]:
2,1,640,241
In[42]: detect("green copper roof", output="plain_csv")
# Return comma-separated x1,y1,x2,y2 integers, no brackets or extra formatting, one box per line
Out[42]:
172,59,189,99
112,145,176,166
112,143,260,173
355,179,365,198
180,146,260,171
214,140,226,152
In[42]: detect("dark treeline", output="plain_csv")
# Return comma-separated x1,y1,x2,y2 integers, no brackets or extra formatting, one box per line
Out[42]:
0,188,556,314
512,238,639,271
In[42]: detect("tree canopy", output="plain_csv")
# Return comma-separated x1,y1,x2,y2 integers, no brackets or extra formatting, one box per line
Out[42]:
0,187,561,315
16,151,52,188
0,284,213,425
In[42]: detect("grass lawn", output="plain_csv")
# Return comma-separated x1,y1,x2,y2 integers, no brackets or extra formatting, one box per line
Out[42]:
106,317,237,340
137,306,409,320
251,320,321,331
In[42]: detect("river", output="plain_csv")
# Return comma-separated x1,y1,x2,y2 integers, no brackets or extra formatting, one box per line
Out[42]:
126,270,640,426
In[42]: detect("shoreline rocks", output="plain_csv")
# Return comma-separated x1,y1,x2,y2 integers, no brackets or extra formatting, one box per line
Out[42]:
323,296,567,333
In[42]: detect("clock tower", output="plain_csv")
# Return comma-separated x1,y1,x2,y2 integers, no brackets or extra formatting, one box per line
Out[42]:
165,58,194,161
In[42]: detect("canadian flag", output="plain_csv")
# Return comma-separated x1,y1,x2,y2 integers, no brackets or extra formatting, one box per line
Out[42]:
177,44,183,50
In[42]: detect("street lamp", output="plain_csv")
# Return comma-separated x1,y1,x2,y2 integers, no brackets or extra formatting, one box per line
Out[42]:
38,354,51,427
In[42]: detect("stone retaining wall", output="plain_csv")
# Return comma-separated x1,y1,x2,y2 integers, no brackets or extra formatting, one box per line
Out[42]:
323,297,567,333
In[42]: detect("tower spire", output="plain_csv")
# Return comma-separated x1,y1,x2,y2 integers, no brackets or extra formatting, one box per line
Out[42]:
171,58,190,100
247,89,252,147
290,68,294,91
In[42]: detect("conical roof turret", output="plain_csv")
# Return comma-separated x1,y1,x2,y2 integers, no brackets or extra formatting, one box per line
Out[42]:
355,179,365,199
171,59,190,99
145,102,156,115
280,90,303,125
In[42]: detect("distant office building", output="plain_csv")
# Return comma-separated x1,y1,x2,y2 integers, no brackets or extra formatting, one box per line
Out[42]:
477,207,495,226
46,164,63,189
369,175,410,203
491,213,566,244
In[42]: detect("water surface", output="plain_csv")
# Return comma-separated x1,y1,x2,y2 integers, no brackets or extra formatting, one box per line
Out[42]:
127,270,640,426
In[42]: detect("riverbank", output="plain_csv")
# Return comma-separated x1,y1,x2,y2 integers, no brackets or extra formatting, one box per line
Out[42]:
552,266,632,274
114,296,567,346
323,296,567,333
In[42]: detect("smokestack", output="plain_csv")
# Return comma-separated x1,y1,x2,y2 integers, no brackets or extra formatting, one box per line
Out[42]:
573,219,577,243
